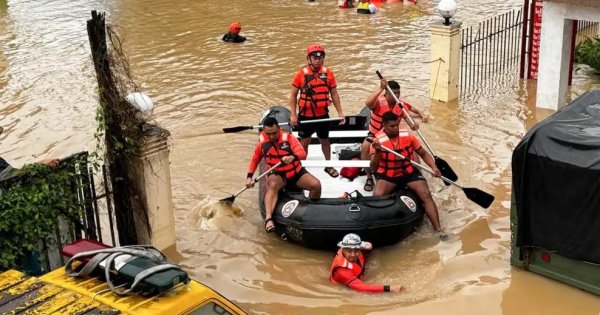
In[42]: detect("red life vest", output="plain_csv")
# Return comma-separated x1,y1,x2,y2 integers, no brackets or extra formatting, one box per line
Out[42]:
369,94,408,135
259,130,302,179
298,66,332,117
330,249,366,284
374,129,416,178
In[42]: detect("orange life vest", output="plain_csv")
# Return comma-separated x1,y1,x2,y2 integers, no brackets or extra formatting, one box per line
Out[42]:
369,94,404,135
298,65,331,117
259,130,302,179
374,129,416,178
330,249,366,284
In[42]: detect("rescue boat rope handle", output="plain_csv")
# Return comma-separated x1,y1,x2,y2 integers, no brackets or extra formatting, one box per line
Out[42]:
366,138,494,209
375,70,459,184
220,162,283,204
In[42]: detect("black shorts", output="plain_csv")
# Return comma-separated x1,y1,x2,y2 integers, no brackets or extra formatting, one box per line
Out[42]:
297,115,330,139
374,169,425,187
270,167,308,191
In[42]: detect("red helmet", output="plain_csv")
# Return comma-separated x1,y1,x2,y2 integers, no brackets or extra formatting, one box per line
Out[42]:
306,44,325,57
229,22,242,33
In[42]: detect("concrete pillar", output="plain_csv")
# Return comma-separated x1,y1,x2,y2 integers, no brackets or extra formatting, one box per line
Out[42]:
131,124,177,251
430,21,462,102
536,2,573,110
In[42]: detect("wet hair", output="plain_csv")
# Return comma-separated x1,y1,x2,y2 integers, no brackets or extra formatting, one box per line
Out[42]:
382,111,399,124
263,117,280,127
388,80,400,90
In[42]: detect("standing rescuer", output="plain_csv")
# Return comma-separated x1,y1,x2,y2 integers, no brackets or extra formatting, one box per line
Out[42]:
330,233,404,293
289,43,345,178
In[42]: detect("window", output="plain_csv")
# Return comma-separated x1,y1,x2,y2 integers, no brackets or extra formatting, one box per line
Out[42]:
188,301,234,315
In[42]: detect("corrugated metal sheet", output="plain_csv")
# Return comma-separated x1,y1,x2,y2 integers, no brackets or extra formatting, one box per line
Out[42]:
0,269,119,314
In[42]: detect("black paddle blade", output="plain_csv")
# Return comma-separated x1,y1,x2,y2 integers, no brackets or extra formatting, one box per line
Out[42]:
463,187,495,209
222,126,252,133
435,156,458,186
219,195,236,204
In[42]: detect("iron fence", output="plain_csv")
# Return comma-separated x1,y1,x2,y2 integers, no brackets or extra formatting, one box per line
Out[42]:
0,152,118,273
41,152,119,272
460,7,524,94
576,20,599,44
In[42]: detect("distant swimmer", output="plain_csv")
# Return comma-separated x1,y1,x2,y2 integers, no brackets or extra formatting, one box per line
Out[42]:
222,22,246,43
357,0,379,14
338,0,355,8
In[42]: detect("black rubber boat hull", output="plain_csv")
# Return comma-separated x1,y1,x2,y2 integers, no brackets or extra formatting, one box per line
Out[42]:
259,186,425,250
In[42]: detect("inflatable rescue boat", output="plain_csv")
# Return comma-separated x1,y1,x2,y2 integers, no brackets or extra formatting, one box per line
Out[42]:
258,106,425,250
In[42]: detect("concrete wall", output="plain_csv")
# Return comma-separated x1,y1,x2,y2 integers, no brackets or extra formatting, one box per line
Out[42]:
536,1,600,109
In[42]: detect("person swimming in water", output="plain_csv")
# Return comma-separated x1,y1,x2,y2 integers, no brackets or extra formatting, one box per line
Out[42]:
222,22,246,43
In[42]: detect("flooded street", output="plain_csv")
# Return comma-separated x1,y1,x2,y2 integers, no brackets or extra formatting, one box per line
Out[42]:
2,0,600,314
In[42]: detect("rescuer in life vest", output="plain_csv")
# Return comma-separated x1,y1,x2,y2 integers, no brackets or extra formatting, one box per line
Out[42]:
330,233,404,293
246,117,321,233
370,112,447,240
289,43,345,178
360,78,429,192
222,22,246,43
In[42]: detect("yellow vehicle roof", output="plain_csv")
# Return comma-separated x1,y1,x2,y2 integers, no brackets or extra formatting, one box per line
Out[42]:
0,268,246,315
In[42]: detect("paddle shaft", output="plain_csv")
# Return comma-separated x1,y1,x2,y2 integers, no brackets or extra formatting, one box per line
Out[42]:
376,70,437,157
377,144,463,189
231,162,283,198
253,117,342,129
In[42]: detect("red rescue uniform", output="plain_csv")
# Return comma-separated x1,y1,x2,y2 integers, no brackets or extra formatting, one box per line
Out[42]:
369,94,412,135
292,65,337,118
330,249,386,293
370,128,421,178
247,130,306,179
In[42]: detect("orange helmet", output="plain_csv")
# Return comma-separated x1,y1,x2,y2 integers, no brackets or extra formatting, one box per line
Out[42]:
229,22,242,33
306,44,325,57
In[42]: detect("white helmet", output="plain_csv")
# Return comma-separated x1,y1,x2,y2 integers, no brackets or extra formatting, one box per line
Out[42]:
337,233,367,249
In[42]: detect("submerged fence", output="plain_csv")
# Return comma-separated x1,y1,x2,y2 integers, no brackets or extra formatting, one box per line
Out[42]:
43,152,119,271
0,152,118,273
460,7,524,94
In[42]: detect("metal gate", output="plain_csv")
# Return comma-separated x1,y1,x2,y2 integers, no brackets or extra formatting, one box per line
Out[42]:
460,7,524,94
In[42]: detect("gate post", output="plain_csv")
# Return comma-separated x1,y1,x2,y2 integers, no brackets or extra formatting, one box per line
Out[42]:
131,124,177,251
430,20,462,102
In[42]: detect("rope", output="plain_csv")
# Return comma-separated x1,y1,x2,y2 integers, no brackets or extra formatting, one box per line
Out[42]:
65,245,187,296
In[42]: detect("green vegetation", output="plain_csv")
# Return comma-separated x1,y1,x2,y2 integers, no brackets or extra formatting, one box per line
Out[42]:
0,160,83,269
575,37,600,73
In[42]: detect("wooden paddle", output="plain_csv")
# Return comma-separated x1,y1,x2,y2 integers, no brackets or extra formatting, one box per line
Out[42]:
369,139,494,208
375,70,458,185
220,162,283,204
222,117,343,133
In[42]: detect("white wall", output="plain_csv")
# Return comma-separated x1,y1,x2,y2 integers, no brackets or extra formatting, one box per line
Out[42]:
536,2,600,109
